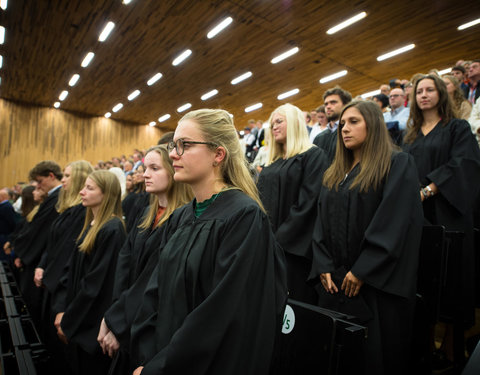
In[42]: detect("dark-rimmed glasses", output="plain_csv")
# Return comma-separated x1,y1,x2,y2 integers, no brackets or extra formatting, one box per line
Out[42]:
167,139,218,156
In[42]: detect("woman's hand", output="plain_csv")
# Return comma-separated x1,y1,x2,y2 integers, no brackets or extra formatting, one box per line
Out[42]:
97,318,110,353
341,271,363,297
54,312,68,344
3,241,11,254
133,366,144,375
14,258,23,268
34,268,44,287
103,332,120,358
320,273,338,294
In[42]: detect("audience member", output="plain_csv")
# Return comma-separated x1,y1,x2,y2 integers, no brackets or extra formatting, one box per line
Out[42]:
466,59,480,104
383,87,410,130
443,74,472,120
372,93,389,112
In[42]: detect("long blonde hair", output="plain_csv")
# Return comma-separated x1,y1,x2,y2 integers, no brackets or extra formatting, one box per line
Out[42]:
56,160,93,213
78,170,124,253
323,100,393,192
138,145,193,230
180,109,264,210
266,103,312,165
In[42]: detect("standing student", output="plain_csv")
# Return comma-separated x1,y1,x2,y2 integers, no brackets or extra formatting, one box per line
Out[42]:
33,160,93,374
123,164,149,233
13,161,63,326
257,103,328,303
53,170,126,375
310,100,423,375
129,109,287,375
402,74,480,358
97,145,192,372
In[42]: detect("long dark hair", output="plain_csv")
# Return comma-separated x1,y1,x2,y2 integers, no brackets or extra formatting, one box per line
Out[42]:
404,74,455,144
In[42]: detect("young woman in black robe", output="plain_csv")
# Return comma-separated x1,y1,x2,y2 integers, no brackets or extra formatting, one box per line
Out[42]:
310,100,423,375
32,160,93,374
96,145,192,371
257,103,328,304
53,170,126,375
402,74,480,359
122,164,150,233
128,109,287,375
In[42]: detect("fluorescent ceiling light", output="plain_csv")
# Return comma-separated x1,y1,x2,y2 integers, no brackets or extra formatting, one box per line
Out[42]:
105,112,111,118
245,103,262,112
377,44,415,61
177,103,192,112
361,89,381,98
147,72,163,86
54,102,60,108
0,55,2,68
319,70,348,84
326,12,367,35
0,0,7,10
438,68,452,75
59,90,69,101
277,88,299,100
112,103,123,112
231,71,252,85
271,47,299,64
122,0,133,4
201,89,218,101
128,89,140,101
158,114,171,122
172,49,192,66
458,18,480,30
207,17,233,39
0,26,5,44
99,21,115,42
149,121,156,127
81,52,95,67
68,74,80,86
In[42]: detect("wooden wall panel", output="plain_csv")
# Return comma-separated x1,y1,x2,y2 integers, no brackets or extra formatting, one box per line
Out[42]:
0,99,163,187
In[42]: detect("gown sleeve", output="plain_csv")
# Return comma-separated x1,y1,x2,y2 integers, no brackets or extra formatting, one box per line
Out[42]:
350,153,424,298
141,205,286,375
426,120,480,215
275,148,328,259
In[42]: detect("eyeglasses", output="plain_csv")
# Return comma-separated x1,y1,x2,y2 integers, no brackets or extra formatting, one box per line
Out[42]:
389,94,402,98
167,139,218,156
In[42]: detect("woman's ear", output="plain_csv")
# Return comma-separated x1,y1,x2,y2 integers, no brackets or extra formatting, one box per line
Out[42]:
214,146,226,165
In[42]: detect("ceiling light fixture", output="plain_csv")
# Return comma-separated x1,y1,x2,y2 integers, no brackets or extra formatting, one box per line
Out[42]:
0,26,5,44
59,90,68,101
147,72,163,86
245,103,262,112
158,114,171,122
177,103,192,112
458,18,480,30
360,89,381,98
0,55,3,68
201,89,218,101
68,74,80,86
112,103,123,112
377,44,415,61
271,47,299,64
149,121,156,127
122,0,133,4
128,89,140,101
207,16,233,39
172,49,192,66
81,52,95,67
231,71,252,85
54,102,60,108
98,21,115,42
438,68,452,75
0,0,7,10
326,12,367,35
277,88,299,100
319,70,348,84
105,112,111,118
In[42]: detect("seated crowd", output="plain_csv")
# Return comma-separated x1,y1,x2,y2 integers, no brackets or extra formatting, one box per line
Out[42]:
1,58,480,375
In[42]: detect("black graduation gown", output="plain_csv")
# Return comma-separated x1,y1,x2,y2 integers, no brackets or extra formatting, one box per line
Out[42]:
13,187,60,323
129,189,287,375
402,118,480,325
313,128,337,163
54,217,126,374
309,152,424,375
257,146,328,303
122,191,150,233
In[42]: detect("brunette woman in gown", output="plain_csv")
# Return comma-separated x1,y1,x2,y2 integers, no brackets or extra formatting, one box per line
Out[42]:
310,100,423,374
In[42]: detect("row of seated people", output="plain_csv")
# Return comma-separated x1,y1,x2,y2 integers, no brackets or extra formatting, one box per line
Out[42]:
1,68,480,375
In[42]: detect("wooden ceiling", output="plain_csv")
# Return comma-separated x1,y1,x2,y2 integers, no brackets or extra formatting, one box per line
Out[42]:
0,0,479,131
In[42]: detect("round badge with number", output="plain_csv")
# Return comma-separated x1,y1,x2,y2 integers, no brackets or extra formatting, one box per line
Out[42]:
281,304,295,334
